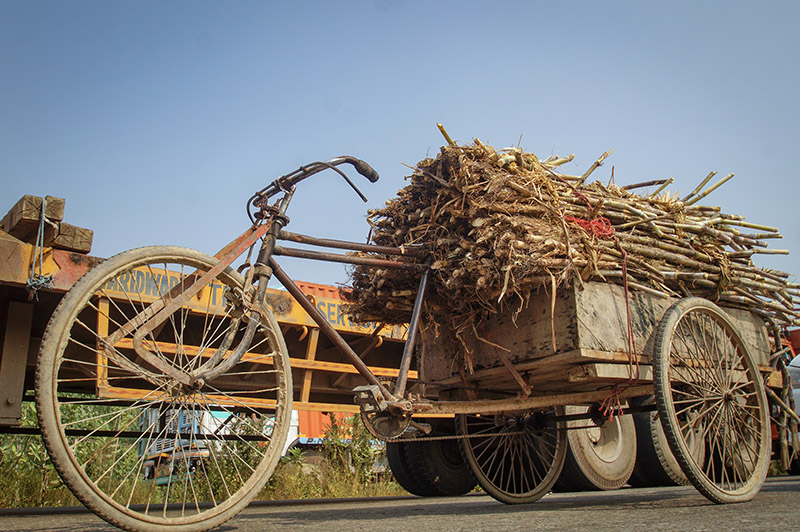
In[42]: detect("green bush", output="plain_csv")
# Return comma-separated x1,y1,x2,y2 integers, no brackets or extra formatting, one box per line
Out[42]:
0,403,76,507
0,407,403,508
257,413,404,501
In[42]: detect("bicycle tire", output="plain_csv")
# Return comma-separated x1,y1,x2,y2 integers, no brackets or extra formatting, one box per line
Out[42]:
36,246,292,532
458,408,567,504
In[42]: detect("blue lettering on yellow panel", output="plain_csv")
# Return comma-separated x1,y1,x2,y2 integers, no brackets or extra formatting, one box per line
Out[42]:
160,273,171,294
103,276,117,292
119,272,130,292
305,298,381,332
145,273,159,297
209,283,219,306
112,273,122,292
136,270,146,294
208,283,228,307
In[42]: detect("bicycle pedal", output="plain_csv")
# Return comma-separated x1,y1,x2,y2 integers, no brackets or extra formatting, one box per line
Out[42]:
353,384,388,413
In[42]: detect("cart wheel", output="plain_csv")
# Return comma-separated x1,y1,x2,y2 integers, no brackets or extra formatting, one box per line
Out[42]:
629,395,706,487
457,408,567,504
387,437,476,496
36,246,293,532
652,297,770,504
555,404,636,491
402,419,477,496
386,441,438,496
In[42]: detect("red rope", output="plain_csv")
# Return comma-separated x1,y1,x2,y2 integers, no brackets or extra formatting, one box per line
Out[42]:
563,215,615,239
563,213,640,419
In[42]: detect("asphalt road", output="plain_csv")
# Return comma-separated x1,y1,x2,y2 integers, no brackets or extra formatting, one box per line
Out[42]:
2,476,798,532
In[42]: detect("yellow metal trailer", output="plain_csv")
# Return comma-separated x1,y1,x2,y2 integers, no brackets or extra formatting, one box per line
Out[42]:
0,226,409,426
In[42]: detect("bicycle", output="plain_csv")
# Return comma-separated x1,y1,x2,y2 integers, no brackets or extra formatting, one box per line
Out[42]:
35,155,775,531
35,156,430,532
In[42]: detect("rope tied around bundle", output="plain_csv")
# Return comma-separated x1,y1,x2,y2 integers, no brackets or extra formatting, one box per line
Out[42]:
563,215,615,239
563,212,639,420
26,197,54,302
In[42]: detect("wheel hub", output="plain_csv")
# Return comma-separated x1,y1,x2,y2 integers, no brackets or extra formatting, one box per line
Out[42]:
722,390,733,402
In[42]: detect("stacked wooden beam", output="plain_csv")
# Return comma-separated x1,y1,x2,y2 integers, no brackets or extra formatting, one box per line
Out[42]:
1,195,93,253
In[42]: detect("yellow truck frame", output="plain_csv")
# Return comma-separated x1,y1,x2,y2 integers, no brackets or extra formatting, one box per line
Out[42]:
0,228,411,426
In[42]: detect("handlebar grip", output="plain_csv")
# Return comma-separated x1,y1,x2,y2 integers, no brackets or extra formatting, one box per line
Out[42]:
349,158,380,183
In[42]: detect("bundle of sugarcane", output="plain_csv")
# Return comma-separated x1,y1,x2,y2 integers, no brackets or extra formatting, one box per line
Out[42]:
345,133,799,332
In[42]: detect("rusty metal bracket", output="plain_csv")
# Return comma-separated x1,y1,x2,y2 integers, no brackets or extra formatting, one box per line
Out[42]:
102,223,274,386
409,384,655,416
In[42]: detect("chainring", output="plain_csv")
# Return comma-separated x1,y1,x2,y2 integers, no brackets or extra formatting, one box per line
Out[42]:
360,410,412,440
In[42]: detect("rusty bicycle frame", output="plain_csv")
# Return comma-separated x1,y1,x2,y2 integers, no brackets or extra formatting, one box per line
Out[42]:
110,156,653,426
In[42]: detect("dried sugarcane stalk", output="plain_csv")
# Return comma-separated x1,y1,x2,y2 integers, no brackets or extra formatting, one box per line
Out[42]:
685,173,735,205
681,171,717,202
576,149,614,186
346,136,798,331
437,123,456,147
621,179,670,191
649,177,674,197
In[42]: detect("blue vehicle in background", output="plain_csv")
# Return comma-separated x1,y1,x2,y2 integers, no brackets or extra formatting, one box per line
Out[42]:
138,408,211,486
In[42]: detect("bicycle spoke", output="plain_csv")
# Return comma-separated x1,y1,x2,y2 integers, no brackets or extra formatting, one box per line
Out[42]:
39,249,291,529
460,410,564,503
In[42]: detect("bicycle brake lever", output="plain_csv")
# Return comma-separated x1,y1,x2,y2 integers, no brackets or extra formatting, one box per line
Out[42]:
340,172,368,202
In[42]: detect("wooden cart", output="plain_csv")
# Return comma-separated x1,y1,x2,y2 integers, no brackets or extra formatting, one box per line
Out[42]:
21,158,795,532
408,281,779,505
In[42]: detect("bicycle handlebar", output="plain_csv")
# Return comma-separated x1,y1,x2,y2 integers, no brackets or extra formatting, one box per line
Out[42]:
344,157,380,183
248,156,380,221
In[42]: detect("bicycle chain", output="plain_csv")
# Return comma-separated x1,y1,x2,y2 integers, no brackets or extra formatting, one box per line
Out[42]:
381,430,527,444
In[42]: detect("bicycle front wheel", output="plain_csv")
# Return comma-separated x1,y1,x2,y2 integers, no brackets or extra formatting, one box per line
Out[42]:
36,246,292,532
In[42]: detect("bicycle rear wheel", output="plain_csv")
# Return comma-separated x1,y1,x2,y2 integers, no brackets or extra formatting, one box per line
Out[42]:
36,246,292,532
457,408,566,504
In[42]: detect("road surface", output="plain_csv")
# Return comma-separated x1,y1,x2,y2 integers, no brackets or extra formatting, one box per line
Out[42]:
1,476,797,532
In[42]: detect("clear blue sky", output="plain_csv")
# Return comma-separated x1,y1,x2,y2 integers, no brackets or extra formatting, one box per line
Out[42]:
2,1,799,286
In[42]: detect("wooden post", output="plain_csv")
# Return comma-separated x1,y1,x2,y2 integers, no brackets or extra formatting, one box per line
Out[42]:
300,328,320,403
0,302,34,425
96,297,110,395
